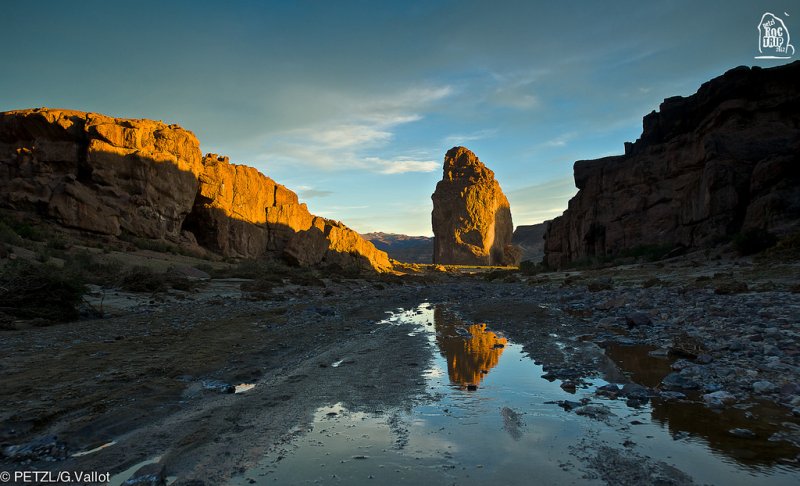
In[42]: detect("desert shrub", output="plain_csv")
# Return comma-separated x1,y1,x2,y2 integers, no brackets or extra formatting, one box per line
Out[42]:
733,228,777,256
518,260,541,275
46,236,69,250
63,251,125,286
483,269,516,281
0,260,86,322
761,231,800,261
117,266,169,293
0,220,22,246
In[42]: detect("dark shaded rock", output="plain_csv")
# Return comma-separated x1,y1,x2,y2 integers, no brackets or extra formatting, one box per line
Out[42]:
728,428,757,439
544,62,800,267
625,312,652,328
661,372,700,390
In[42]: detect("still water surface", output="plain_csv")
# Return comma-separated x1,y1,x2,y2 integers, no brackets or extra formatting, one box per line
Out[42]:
230,303,800,485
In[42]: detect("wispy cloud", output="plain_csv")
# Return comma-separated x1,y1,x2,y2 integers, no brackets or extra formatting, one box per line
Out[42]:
443,128,497,146
258,85,452,173
542,132,577,148
297,187,334,198
366,157,439,174
507,176,578,225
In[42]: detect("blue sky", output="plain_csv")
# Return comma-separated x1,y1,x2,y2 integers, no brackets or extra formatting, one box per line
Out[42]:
2,1,796,235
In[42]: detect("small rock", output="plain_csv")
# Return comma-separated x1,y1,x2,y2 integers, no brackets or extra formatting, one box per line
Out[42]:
123,463,166,486
621,383,651,399
556,400,583,411
596,383,621,399
752,380,777,394
625,312,652,328
561,381,577,393
728,428,757,439
703,390,736,408
661,372,699,390
695,354,713,364
659,391,687,400
574,405,614,420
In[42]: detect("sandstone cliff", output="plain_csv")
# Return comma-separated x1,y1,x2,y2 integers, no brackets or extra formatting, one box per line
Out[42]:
544,61,800,268
431,147,518,266
0,108,390,272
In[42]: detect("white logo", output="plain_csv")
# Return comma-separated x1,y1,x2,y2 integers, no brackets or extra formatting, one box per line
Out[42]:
756,12,795,59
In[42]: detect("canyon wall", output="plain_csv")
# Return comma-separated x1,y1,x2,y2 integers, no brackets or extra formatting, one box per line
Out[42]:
0,108,390,272
544,61,800,268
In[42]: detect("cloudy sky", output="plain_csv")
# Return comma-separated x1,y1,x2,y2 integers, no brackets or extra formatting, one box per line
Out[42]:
2,1,796,235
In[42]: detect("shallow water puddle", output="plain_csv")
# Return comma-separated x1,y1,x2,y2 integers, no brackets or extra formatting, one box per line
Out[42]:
230,304,800,485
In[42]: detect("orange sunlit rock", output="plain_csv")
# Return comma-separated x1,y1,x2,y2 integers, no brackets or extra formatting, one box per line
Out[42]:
434,307,507,388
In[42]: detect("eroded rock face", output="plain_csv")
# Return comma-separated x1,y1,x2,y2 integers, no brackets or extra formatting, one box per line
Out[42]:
0,108,390,272
0,108,203,239
544,62,800,268
431,147,517,265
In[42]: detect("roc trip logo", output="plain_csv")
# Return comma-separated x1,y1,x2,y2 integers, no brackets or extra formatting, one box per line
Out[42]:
756,12,795,59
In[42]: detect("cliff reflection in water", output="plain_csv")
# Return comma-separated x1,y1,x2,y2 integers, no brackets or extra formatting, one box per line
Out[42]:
433,307,507,388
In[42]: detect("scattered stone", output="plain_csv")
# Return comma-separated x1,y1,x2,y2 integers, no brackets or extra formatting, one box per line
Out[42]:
670,333,706,359
625,312,652,328
574,404,614,420
621,383,651,399
695,354,713,364
561,381,577,393
715,281,748,295
728,428,757,439
752,381,777,394
661,373,699,390
122,463,166,486
702,390,736,408
1,436,69,462
596,383,621,399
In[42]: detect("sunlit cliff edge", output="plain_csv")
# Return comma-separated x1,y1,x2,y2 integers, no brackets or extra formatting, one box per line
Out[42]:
0,108,390,272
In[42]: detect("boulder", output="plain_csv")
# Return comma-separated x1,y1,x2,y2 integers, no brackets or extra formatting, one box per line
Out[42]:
544,61,800,267
431,147,518,265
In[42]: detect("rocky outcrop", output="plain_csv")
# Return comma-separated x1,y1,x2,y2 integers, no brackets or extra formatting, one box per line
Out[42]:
0,108,390,272
431,147,517,266
512,222,548,263
362,232,433,263
545,61,800,268
0,108,203,240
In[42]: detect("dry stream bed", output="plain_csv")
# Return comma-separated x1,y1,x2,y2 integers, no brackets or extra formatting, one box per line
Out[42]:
1,259,799,485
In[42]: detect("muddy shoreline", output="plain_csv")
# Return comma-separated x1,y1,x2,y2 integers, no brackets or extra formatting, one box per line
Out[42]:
1,257,799,484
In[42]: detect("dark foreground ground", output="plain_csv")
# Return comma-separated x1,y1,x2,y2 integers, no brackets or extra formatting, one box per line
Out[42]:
1,254,799,485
